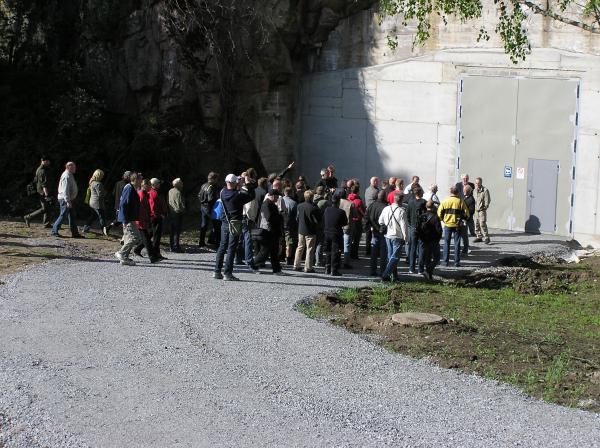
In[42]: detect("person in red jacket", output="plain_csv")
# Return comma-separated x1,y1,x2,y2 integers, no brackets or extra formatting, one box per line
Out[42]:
149,178,168,260
387,179,405,205
134,179,160,263
347,185,365,259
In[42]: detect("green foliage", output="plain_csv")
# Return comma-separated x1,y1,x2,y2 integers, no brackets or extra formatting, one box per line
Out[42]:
379,0,600,64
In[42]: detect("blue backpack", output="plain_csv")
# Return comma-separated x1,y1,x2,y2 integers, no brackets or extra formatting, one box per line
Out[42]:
211,199,224,220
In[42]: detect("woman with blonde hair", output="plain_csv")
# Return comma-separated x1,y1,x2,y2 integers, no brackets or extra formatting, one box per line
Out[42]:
83,169,110,235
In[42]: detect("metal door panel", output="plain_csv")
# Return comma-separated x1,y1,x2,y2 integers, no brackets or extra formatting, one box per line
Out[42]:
458,77,518,230
526,159,559,233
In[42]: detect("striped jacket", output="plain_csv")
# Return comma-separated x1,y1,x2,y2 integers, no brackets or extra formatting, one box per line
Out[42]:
437,195,470,228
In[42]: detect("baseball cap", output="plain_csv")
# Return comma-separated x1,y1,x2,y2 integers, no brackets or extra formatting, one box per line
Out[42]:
225,174,238,183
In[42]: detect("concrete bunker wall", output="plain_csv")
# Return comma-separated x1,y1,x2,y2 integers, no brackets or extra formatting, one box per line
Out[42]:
297,49,600,245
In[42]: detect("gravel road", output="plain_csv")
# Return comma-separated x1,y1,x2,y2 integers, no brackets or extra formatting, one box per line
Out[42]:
1,231,599,447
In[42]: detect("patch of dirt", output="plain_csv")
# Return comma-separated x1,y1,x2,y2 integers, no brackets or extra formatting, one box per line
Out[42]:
0,218,121,277
455,255,594,294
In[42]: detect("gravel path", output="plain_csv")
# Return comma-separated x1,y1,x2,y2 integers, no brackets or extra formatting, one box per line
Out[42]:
0,231,599,447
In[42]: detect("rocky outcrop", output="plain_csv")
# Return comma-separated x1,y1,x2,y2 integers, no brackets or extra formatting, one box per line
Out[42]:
78,0,377,177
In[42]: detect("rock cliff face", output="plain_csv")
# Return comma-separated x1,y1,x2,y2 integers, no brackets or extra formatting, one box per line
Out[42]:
79,0,376,178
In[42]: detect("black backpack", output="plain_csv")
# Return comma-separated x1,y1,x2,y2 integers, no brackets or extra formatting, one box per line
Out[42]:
416,212,438,242
198,183,211,205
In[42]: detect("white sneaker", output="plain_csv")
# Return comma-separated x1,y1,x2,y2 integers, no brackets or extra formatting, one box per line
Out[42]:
120,258,136,266
114,252,124,261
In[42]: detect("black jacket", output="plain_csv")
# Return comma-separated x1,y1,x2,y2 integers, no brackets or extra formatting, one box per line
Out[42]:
464,195,476,218
407,198,427,227
323,206,348,237
297,201,320,236
363,200,387,234
259,201,283,236
418,211,443,243
198,182,218,208
220,184,256,221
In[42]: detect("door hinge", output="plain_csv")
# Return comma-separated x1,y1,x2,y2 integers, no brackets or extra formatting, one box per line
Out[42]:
571,193,574,206
459,105,462,118
572,166,576,180
575,112,579,126
573,139,577,153
570,220,573,233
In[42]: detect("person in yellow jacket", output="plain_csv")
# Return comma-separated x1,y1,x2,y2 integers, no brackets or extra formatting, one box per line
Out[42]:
438,185,470,267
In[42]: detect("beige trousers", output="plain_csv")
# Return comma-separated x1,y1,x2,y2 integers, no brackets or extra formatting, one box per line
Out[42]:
294,234,316,271
475,210,489,239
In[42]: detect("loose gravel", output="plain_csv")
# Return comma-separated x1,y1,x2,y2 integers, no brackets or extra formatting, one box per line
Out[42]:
0,231,599,447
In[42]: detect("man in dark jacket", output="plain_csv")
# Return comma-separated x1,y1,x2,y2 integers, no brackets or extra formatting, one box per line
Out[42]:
323,196,348,276
417,200,443,280
115,173,142,266
252,190,284,275
363,190,388,277
198,172,219,247
214,173,256,281
24,155,54,228
461,184,476,255
110,170,131,227
406,187,427,274
293,190,321,273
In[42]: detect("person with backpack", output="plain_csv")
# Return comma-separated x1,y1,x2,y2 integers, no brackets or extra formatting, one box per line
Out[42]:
252,190,284,275
363,190,388,277
214,173,256,281
406,187,427,274
347,185,366,260
417,200,443,280
438,185,470,267
83,169,109,235
198,172,219,248
378,192,408,282
24,155,54,228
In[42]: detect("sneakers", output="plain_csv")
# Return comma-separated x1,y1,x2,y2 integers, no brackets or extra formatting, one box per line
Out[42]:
484,238,491,245
407,270,416,275
213,272,224,280
473,237,483,243
120,258,136,266
102,226,109,236
223,275,240,281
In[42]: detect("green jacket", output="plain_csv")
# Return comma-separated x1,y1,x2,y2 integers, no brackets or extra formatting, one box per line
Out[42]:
35,165,49,195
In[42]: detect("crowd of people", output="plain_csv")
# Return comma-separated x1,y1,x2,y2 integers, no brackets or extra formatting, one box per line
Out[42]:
23,156,492,281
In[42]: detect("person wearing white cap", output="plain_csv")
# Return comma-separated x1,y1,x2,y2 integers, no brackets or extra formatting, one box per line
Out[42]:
213,172,257,281
168,178,185,252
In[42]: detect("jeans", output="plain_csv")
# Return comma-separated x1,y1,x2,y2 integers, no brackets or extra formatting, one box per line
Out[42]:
370,232,387,276
407,226,421,271
85,207,107,229
214,224,241,276
382,237,403,280
235,219,255,265
343,231,351,262
52,199,78,235
443,226,462,265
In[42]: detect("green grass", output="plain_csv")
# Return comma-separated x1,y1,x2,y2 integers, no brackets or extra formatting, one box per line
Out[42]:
301,260,600,411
